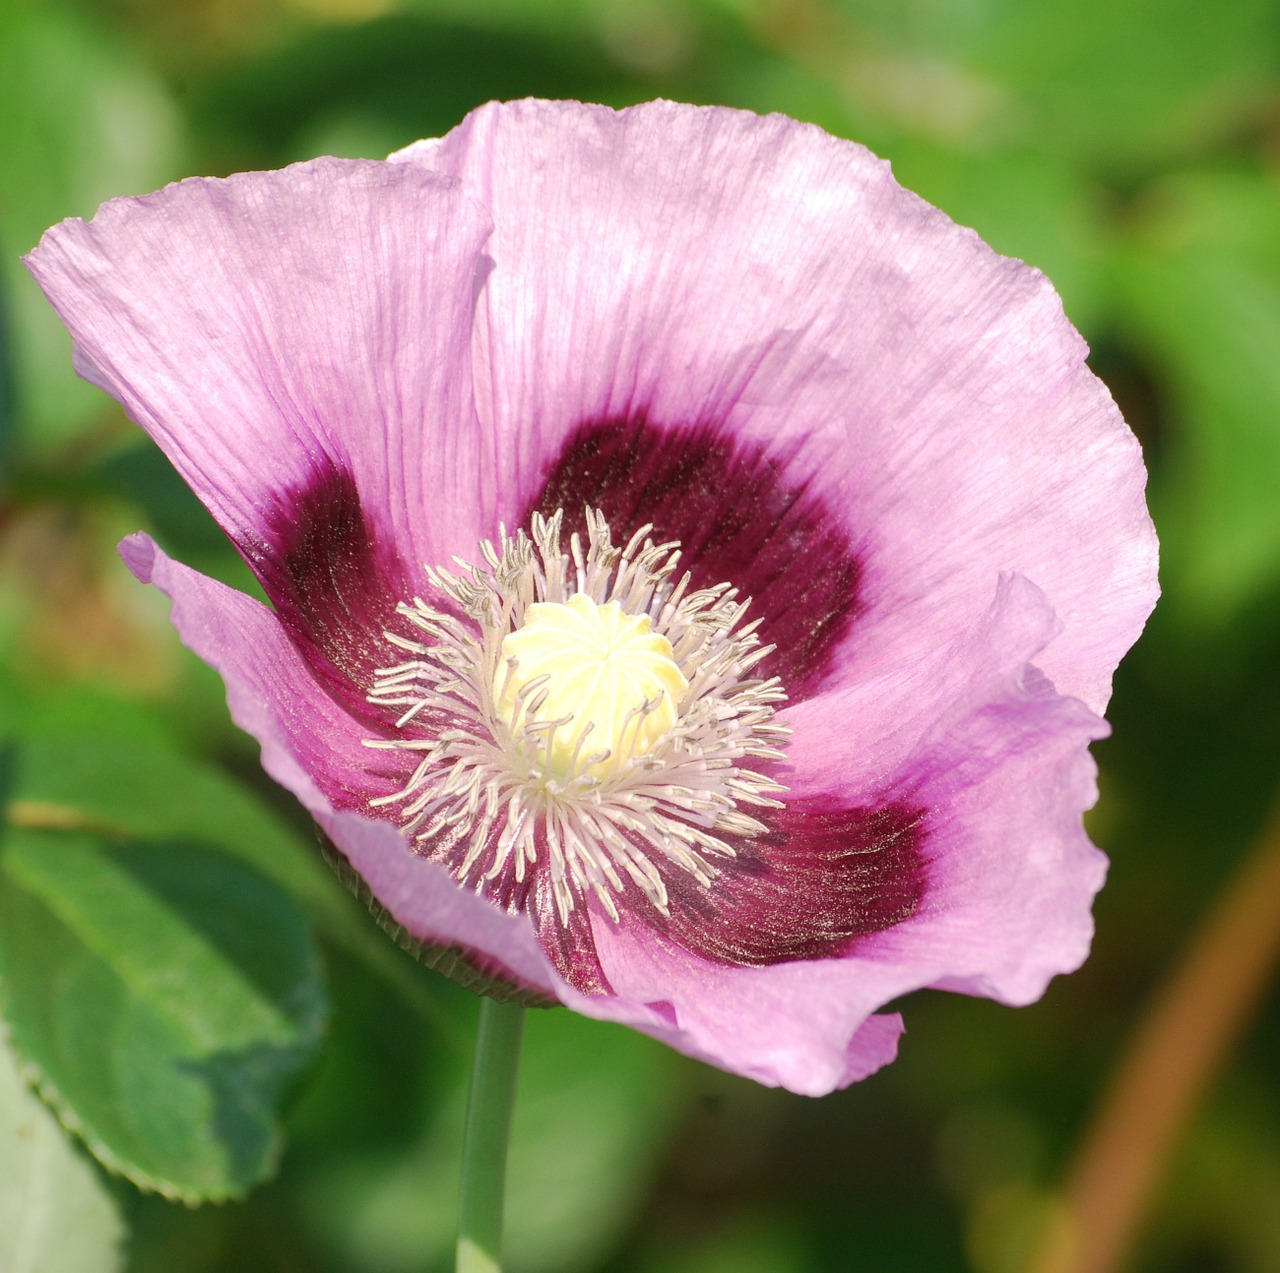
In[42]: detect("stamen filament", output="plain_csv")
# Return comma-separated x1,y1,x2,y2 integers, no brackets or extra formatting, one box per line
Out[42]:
365,509,791,926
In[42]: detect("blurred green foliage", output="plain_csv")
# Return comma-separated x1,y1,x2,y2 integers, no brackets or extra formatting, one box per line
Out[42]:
0,1034,126,1273
2,0,1280,1269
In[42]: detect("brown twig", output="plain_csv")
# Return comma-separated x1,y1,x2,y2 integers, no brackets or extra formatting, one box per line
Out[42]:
1031,796,1280,1273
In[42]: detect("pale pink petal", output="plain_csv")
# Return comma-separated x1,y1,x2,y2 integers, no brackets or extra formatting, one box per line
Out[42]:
120,533,558,997
564,954,906,1096
395,100,1156,714
28,160,495,571
547,573,1105,1094
21,99,1158,1096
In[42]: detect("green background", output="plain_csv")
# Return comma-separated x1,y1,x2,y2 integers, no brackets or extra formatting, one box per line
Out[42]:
3,0,1280,1269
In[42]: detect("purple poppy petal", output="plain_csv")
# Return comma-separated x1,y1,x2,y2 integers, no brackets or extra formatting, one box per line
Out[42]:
247,456,410,722
840,575,1107,1006
120,532,559,998
537,573,1105,1094
395,100,1155,714
566,930,908,1095
28,99,1158,1096
649,794,927,967
525,415,862,697
780,572,1108,995
26,159,495,581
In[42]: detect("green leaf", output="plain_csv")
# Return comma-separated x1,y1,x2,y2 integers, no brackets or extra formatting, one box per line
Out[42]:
1114,168,1280,625
0,823,326,1201
0,1035,125,1273
5,719,465,1040
9,723,349,938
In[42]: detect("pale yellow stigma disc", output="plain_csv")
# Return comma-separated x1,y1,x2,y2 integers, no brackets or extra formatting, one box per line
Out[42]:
495,593,689,779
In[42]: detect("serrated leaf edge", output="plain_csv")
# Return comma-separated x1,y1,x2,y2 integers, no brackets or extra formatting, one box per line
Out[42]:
0,1008,265,1205
0,1024,130,1270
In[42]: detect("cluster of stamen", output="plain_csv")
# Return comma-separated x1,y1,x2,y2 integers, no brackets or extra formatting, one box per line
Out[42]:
364,508,789,925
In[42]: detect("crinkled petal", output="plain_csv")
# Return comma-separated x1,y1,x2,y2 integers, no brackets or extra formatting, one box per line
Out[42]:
565,933,907,1095
848,573,1108,1004
24,99,1157,1097
780,572,1108,1003
541,573,1105,1094
523,416,864,697
395,99,1156,713
27,159,494,573
120,533,558,997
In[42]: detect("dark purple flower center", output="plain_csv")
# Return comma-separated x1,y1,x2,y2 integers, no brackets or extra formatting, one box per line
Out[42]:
526,414,863,700
242,458,409,727
246,434,925,997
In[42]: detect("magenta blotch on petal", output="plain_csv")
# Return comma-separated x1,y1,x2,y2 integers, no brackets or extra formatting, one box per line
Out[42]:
120,532,562,998
528,415,863,697
27,158,496,570
29,99,1157,1095
394,100,1157,713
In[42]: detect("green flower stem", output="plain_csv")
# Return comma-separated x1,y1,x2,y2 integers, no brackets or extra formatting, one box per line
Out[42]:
456,997,527,1273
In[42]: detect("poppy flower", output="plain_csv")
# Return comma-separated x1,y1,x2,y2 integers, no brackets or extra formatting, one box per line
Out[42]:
26,99,1157,1096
